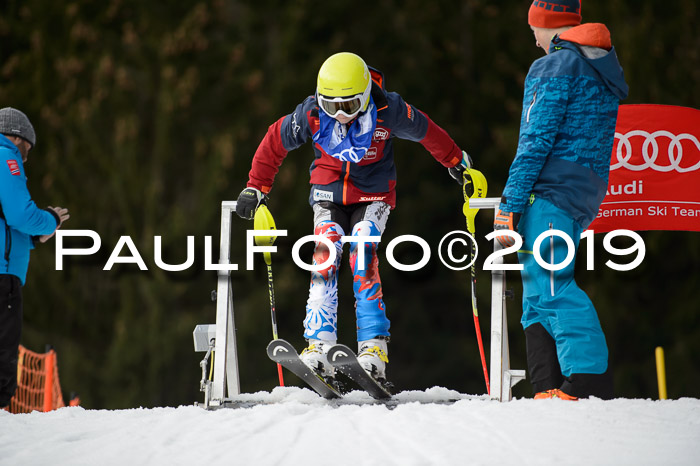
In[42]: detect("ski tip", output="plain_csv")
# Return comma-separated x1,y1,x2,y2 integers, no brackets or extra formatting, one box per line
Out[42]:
327,344,354,362
266,339,294,358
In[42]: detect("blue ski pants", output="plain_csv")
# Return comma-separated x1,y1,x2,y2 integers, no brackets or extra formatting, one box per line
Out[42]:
517,198,609,376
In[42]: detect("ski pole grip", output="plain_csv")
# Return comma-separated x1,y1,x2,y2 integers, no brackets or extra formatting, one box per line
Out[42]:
461,167,488,234
254,204,278,248
463,201,478,234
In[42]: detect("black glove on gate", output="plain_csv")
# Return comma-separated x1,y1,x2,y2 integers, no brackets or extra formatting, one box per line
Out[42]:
236,187,265,220
448,150,473,185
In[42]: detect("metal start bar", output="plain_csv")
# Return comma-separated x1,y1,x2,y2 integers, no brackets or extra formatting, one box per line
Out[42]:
468,197,526,401
468,197,502,209
209,201,241,405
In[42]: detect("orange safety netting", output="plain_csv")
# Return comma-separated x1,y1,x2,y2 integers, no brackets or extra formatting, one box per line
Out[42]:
3,345,78,414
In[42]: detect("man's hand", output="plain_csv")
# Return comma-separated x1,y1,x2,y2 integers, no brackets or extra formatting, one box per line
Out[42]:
448,150,473,185
40,206,70,243
236,187,266,220
494,209,520,248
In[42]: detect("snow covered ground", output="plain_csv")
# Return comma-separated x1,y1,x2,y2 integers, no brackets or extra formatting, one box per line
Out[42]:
1,387,699,466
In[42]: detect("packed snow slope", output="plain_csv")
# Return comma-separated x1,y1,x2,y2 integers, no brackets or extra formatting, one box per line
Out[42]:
1,387,699,466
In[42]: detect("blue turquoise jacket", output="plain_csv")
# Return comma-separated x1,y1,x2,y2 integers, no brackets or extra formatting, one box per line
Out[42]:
0,134,58,284
500,24,629,227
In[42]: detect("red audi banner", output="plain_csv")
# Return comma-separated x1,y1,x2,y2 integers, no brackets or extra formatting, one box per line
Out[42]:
589,104,700,233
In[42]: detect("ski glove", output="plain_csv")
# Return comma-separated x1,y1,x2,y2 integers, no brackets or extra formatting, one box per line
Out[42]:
448,151,473,185
494,209,521,248
236,187,266,220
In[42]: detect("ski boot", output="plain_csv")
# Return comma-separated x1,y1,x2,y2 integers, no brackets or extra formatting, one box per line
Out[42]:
357,337,391,390
300,339,337,379
534,389,578,401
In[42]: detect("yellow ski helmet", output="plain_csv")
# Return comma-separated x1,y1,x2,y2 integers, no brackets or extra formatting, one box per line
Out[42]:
316,52,372,119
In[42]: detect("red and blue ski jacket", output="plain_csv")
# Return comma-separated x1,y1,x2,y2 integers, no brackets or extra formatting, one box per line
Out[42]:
246,68,463,208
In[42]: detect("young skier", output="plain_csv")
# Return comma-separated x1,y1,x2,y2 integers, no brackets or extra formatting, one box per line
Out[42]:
236,52,470,383
494,1,628,399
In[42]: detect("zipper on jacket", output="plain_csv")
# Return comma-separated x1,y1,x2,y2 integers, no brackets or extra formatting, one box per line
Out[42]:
0,205,8,266
549,222,554,297
526,90,537,123
342,161,351,204
4,222,10,264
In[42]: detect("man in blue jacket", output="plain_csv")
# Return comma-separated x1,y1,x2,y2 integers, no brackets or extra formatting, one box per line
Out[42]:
0,107,69,408
494,1,628,400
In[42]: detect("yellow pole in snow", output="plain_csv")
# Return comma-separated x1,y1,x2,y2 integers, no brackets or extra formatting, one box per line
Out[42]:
655,346,667,400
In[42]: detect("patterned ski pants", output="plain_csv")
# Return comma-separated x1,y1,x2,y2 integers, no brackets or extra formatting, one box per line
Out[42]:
303,201,390,342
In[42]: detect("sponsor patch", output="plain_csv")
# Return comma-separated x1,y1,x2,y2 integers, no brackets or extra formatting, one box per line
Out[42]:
359,195,387,202
363,147,378,161
6,160,20,176
373,128,389,142
313,189,334,202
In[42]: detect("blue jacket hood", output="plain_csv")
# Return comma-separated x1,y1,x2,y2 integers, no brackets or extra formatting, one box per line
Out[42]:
550,24,629,100
0,133,20,153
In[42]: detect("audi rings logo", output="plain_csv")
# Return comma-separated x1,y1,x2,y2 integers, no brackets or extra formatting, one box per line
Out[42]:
612,130,700,172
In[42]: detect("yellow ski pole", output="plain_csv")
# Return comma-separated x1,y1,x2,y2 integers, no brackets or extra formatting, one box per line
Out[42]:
254,204,284,387
462,165,490,394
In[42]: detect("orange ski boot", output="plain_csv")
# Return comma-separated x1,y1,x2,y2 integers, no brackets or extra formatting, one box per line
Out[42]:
534,389,579,401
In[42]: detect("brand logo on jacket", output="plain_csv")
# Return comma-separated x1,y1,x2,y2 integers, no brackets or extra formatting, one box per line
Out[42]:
359,195,387,202
373,128,389,142
313,189,334,202
6,160,20,176
363,147,378,161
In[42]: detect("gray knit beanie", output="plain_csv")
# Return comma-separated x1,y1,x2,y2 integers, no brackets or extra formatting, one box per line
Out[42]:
0,107,36,147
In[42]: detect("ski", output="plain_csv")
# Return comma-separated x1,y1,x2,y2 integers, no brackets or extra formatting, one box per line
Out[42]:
266,339,342,400
327,344,392,400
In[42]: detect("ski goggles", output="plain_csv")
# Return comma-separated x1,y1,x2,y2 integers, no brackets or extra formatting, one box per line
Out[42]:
317,85,371,119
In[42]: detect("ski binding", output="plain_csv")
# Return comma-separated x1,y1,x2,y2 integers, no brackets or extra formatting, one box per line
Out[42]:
327,344,392,400
266,339,342,399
